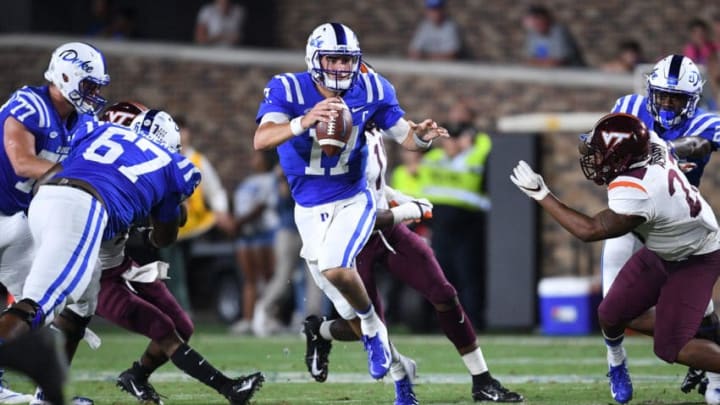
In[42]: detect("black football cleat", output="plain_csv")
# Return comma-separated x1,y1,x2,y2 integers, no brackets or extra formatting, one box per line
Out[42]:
223,372,264,405
473,377,524,403
681,367,708,395
0,328,67,405
303,315,332,382
116,364,164,404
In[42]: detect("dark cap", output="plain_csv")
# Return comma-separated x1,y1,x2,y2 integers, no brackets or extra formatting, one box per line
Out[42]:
425,0,445,9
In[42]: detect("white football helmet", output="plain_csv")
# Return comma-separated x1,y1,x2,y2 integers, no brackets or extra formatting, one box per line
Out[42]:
130,110,181,153
305,22,362,92
44,42,110,115
646,54,705,129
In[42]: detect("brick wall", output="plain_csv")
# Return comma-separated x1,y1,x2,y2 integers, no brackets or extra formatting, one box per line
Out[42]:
273,0,719,66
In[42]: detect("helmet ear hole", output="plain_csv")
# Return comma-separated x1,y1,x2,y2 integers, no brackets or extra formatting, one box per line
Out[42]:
61,73,69,83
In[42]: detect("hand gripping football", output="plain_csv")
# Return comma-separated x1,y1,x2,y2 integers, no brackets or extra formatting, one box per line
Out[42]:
315,104,352,156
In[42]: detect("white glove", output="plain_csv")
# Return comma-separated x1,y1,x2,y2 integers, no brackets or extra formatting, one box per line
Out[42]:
384,185,414,206
510,160,550,200
390,199,433,224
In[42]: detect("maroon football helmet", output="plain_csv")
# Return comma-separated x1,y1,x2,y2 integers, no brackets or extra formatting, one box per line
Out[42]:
580,112,650,185
100,100,149,127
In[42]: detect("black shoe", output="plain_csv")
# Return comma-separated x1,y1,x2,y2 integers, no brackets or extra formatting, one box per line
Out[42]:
303,315,332,382
473,378,524,402
0,328,67,405
681,367,708,395
223,372,264,405
116,366,164,404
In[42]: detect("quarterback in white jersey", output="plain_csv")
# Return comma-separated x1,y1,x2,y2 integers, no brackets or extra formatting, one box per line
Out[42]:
512,113,720,405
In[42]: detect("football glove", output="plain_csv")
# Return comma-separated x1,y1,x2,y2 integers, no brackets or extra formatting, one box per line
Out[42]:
510,160,550,201
385,185,414,206
390,199,433,224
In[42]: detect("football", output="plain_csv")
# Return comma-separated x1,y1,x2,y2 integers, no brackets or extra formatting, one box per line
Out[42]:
315,104,352,156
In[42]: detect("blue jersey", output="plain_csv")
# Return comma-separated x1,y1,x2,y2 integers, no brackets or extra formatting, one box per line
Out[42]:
0,85,96,215
55,122,201,240
612,94,720,186
256,71,405,206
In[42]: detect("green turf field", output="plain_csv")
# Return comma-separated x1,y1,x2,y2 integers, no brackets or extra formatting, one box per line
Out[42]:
5,325,705,404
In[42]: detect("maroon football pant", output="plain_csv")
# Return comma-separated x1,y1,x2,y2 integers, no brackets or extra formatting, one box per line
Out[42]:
599,247,720,363
95,257,194,342
356,224,476,349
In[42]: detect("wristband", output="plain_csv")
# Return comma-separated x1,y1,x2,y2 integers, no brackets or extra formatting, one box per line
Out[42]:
413,132,432,149
290,116,305,136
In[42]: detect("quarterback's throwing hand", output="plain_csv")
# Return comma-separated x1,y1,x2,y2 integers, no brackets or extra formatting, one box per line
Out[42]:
510,160,550,200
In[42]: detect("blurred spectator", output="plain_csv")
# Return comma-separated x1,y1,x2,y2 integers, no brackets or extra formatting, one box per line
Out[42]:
85,0,112,37
522,4,585,67
601,39,645,74
85,0,136,40
230,150,278,335
194,0,246,47
250,165,300,336
391,148,430,238
159,116,234,313
408,0,463,61
420,101,492,329
682,18,718,66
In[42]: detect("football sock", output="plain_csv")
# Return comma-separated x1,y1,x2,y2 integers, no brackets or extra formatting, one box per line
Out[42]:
170,343,231,393
129,360,153,380
357,304,381,337
472,371,494,387
436,303,477,349
389,359,408,381
319,320,334,341
388,343,408,381
462,348,489,375
603,333,626,367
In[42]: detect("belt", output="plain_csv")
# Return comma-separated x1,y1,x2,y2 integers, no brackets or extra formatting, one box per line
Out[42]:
44,177,105,207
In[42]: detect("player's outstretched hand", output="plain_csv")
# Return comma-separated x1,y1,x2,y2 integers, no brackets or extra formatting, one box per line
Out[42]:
409,119,449,142
390,198,433,224
510,160,550,200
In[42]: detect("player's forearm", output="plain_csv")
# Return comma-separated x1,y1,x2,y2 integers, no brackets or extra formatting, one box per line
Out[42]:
12,155,55,179
670,136,712,160
254,123,291,150
538,195,608,242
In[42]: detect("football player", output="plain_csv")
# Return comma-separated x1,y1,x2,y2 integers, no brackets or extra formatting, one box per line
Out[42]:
92,102,264,405
513,113,720,405
303,126,523,404
0,109,200,401
253,22,448,382
0,41,109,404
599,54,720,403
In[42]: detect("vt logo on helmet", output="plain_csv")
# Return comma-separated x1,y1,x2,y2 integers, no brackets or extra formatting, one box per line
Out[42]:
580,113,651,185
44,42,110,115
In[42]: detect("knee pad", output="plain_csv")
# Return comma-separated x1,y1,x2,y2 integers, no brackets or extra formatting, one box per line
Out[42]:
55,308,92,343
2,298,45,329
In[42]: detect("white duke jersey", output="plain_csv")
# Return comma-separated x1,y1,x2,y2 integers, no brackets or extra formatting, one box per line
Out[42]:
364,129,390,210
608,139,720,261
612,94,720,186
256,71,405,207
0,85,96,215
55,122,201,240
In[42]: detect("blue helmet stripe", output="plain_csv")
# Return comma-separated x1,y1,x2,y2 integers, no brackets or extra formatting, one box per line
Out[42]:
330,22,347,46
140,109,159,134
667,55,683,86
